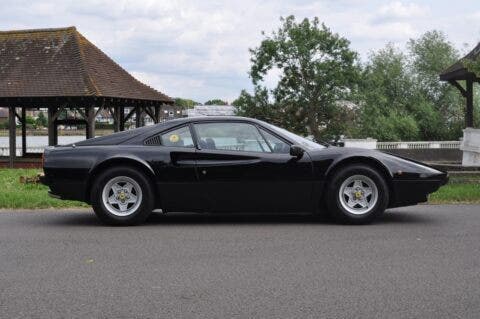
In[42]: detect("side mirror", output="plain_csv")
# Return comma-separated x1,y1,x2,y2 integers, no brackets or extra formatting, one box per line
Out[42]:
289,145,305,159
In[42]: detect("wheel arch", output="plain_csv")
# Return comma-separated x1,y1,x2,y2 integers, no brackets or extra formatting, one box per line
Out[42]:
324,156,394,206
85,156,159,206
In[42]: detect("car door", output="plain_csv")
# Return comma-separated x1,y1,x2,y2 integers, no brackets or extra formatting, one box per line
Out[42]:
147,124,205,212
192,121,314,213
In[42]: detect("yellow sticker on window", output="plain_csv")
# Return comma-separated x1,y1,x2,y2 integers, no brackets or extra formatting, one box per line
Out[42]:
169,134,179,143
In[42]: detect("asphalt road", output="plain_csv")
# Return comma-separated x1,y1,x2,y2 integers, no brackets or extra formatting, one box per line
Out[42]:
0,205,479,319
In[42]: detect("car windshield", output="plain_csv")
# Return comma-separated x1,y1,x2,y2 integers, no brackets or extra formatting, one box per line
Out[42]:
262,122,326,150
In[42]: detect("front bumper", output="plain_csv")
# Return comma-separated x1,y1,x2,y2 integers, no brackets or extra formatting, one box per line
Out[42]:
390,173,448,207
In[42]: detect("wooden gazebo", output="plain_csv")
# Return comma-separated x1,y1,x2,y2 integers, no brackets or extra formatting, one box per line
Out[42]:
0,27,174,168
440,43,480,128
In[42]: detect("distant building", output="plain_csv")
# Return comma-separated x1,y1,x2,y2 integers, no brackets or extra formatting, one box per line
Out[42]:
187,105,236,117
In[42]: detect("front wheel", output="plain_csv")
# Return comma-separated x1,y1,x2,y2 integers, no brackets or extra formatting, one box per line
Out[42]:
326,164,389,224
91,166,154,225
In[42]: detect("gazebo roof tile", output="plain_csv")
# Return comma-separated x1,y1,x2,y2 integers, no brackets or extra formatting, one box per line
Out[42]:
0,27,173,104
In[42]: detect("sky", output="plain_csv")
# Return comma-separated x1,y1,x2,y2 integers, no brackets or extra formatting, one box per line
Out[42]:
0,0,479,103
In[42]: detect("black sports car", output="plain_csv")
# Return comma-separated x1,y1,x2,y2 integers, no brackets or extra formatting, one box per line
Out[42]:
41,116,448,225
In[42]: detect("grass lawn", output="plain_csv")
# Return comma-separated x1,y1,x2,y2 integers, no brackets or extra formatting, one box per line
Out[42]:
0,169,478,209
428,176,480,204
0,169,88,209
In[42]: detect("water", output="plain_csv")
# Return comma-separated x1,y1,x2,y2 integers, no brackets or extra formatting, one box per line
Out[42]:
0,136,87,148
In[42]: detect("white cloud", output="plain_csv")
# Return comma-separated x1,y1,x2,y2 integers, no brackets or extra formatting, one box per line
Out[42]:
0,0,477,102
377,1,428,20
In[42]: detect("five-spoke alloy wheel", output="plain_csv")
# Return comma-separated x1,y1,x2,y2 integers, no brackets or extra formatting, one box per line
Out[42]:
326,164,389,224
91,166,154,225
102,176,143,217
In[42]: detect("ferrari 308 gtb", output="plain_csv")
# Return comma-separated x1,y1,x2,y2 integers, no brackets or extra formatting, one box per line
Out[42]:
41,116,448,225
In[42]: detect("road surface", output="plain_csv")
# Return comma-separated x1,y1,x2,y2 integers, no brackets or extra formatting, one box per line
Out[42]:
0,205,479,318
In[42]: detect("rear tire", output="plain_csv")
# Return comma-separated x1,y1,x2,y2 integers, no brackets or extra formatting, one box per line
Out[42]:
326,164,389,224
91,166,154,225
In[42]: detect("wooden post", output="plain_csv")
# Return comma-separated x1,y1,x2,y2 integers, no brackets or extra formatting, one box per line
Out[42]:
8,106,16,168
112,106,120,132
48,107,58,146
154,105,160,123
85,106,95,139
119,106,125,131
466,78,474,128
21,107,26,156
135,106,144,128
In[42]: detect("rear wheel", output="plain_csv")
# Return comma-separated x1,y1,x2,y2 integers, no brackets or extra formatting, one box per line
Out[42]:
91,166,154,225
326,164,389,224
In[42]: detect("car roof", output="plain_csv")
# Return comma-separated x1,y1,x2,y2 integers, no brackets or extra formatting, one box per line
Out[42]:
167,116,261,124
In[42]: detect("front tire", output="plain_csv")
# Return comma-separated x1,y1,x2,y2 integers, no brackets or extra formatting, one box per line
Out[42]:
326,164,389,224
91,166,154,225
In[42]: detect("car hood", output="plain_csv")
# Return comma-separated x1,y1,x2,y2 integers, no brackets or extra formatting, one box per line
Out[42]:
307,146,446,179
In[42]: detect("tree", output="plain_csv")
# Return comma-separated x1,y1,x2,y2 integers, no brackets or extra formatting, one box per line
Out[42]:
204,99,228,105
36,111,47,127
242,16,360,140
233,87,276,122
174,98,200,108
355,44,420,140
355,31,466,141
407,30,464,139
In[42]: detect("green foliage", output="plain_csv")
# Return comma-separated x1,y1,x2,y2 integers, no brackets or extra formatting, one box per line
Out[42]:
355,31,464,140
204,99,228,105
244,16,360,141
464,56,480,76
237,20,471,141
233,87,276,121
407,31,464,139
25,116,36,129
174,98,200,108
36,111,47,127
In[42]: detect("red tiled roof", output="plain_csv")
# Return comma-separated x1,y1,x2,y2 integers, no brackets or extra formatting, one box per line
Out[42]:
0,27,173,103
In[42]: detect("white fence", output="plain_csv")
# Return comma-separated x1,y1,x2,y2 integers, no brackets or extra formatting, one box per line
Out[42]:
376,141,461,150
0,147,45,156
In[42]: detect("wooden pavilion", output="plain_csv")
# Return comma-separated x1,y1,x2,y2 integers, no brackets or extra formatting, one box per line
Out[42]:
0,27,174,168
440,43,480,128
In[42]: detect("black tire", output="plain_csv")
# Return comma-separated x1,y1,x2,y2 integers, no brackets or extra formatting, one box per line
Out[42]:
91,166,154,226
325,164,389,224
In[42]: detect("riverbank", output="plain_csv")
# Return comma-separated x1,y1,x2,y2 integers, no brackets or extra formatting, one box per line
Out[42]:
0,169,478,209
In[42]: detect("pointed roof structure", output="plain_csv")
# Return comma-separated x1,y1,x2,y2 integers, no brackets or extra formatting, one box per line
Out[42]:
440,42,480,81
0,26,172,104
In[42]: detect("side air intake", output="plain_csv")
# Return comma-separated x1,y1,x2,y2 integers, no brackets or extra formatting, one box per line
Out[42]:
144,135,162,145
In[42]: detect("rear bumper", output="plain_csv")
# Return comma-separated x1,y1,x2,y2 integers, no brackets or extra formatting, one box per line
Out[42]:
40,173,87,202
390,173,448,208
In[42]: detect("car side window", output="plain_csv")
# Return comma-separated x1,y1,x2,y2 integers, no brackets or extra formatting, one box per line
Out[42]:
194,122,271,153
159,126,194,148
259,128,290,154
